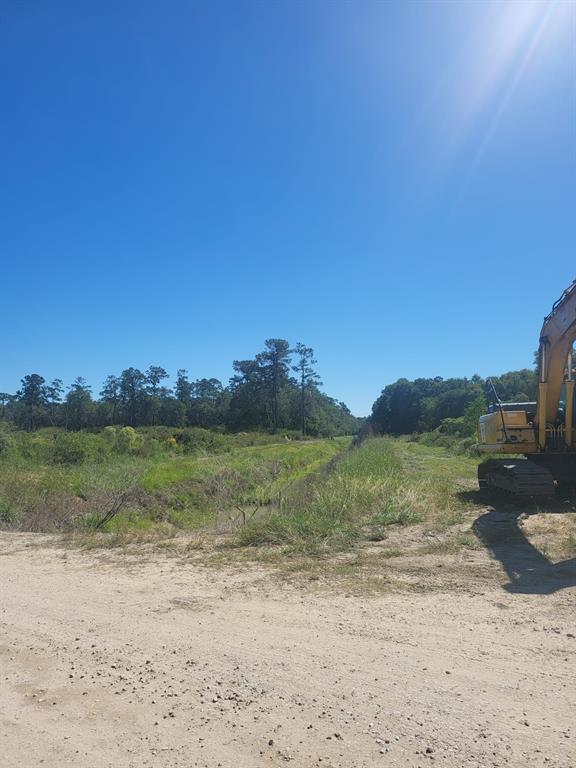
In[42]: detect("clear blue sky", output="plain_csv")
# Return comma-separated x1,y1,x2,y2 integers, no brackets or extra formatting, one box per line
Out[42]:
1,1,574,415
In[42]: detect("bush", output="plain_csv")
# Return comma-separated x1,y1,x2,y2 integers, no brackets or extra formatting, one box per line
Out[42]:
416,430,481,457
116,427,144,454
50,433,90,465
0,432,14,457
174,428,229,454
437,417,466,436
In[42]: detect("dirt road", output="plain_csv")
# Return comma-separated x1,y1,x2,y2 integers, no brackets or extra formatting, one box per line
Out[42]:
1,531,575,768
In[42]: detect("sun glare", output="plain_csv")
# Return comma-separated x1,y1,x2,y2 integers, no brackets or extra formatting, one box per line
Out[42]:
457,1,572,131
424,0,576,181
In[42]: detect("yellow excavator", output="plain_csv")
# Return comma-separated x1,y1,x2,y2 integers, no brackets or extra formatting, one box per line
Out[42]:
478,280,576,497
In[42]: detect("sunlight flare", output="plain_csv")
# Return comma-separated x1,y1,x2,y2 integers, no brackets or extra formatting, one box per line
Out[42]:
452,1,573,146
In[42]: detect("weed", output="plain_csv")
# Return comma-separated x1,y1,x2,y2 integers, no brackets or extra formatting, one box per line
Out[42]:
0,500,17,526
0,430,348,536
238,438,428,553
559,532,576,557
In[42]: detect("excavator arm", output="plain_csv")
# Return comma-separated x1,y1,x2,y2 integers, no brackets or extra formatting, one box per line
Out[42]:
536,280,576,449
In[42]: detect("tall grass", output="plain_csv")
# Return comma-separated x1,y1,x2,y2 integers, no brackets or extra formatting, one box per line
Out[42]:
0,429,348,534
238,438,441,553
414,430,481,457
0,429,469,551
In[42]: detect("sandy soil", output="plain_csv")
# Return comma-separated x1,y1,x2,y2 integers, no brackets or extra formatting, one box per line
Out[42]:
1,527,575,768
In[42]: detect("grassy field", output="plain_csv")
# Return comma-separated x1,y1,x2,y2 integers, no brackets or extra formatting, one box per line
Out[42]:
0,428,349,536
3,429,575,570
0,430,498,545
237,437,481,552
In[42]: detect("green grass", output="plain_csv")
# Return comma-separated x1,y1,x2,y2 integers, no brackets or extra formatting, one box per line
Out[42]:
238,439,431,552
141,439,346,492
0,432,350,534
0,427,487,556
139,455,199,489
393,439,480,484
236,437,484,554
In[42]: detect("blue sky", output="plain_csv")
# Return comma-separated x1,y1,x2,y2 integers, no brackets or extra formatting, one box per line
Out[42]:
1,0,574,415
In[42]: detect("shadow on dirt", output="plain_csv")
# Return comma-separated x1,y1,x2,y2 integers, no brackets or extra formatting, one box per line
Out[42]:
460,489,576,594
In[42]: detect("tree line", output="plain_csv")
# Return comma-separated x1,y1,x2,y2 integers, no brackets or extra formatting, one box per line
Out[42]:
370,368,537,436
0,339,359,436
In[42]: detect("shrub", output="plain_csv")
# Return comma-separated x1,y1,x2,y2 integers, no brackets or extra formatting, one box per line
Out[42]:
175,428,229,454
0,500,17,526
102,425,118,446
116,426,144,454
0,427,15,458
50,433,90,465
416,430,481,457
437,417,466,436
16,492,88,532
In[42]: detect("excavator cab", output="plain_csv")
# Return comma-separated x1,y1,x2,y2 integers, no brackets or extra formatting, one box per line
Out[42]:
477,281,576,497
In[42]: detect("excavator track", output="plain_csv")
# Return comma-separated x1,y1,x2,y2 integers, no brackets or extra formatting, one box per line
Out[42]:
478,459,555,498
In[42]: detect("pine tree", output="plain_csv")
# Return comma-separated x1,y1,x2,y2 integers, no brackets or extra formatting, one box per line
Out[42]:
292,343,322,435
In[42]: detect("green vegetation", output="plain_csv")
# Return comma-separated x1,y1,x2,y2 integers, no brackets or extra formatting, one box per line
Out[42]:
4,410,574,598
370,368,536,436
0,337,363,540
0,410,486,559
2,342,542,561
0,424,349,535
0,421,479,556
0,338,360,437
237,437,474,553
